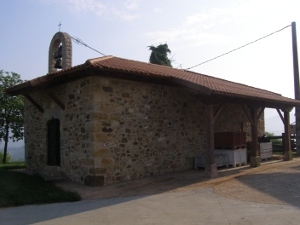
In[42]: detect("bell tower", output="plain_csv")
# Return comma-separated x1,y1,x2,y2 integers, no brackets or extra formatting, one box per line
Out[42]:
48,32,72,73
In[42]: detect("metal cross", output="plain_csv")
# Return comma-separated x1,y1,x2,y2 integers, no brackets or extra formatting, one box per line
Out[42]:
58,22,62,31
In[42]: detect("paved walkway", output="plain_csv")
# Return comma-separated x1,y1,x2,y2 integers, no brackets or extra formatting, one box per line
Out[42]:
1,157,300,224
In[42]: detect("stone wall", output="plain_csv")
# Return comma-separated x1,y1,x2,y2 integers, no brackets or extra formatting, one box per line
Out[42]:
214,104,265,140
24,75,264,186
83,77,207,185
24,77,93,180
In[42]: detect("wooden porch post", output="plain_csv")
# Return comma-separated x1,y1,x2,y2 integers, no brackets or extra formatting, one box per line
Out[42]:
283,109,293,161
250,106,261,167
205,104,218,178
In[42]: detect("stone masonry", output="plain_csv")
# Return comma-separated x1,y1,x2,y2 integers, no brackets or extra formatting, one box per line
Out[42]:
48,32,72,73
24,75,264,186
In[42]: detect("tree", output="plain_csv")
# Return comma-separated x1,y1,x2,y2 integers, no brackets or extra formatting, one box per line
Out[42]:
148,44,172,67
0,151,11,163
0,70,24,164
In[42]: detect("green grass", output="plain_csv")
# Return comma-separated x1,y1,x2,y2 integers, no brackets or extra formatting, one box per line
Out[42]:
0,163,81,208
0,162,25,170
272,151,298,156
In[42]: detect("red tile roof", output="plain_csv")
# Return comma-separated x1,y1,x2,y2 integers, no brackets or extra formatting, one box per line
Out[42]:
6,55,300,108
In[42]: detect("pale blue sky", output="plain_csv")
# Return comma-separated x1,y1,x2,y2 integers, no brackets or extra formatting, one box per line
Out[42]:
1,0,300,139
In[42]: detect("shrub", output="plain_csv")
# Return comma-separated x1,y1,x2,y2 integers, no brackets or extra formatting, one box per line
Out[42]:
0,152,11,163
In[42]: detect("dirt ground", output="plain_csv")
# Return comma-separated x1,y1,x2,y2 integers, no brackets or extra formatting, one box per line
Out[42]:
53,156,298,204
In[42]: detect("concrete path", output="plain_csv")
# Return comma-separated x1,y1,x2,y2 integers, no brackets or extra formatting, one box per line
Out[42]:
1,158,300,225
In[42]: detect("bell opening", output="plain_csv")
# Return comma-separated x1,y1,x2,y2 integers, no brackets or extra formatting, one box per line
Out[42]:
54,45,62,59
54,58,62,69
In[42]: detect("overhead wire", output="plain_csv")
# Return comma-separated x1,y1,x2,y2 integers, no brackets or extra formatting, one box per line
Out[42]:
71,36,106,56
69,25,290,67
185,24,291,70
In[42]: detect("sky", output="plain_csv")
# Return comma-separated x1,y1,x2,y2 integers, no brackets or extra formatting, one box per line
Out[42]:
1,0,300,147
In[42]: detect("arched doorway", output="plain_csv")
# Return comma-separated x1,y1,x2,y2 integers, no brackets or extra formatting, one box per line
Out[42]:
47,119,60,166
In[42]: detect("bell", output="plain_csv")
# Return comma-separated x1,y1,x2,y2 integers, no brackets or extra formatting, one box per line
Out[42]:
54,58,62,69
54,45,62,59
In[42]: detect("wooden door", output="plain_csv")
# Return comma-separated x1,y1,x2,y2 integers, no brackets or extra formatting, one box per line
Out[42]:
47,119,60,166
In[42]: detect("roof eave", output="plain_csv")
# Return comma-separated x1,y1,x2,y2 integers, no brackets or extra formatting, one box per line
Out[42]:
205,92,300,109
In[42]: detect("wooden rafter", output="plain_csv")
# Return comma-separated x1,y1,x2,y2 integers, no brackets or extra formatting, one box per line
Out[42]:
24,94,44,113
242,105,254,126
213,103,224,123
197,94,298,110
45,90,65,110
276,109,285,124
257,107,265,119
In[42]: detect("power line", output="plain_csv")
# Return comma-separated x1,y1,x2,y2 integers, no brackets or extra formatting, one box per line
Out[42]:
71,36,106,56
186,24,291,70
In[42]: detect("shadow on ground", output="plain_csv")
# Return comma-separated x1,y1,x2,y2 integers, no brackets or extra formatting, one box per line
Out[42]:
2,158,299,225
54,159,300,202
215,160,300,208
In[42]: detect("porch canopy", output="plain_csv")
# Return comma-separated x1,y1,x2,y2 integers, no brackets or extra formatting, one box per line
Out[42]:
6,56,300,177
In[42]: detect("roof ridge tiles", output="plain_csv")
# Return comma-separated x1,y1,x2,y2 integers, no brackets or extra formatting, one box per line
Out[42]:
86,55,115,65
183,69,282,97
5,55,300,108
88,55,186,71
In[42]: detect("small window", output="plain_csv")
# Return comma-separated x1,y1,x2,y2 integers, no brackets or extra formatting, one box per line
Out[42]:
47,119,60,166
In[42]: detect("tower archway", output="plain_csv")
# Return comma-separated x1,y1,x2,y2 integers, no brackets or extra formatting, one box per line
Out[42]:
48,32,72,73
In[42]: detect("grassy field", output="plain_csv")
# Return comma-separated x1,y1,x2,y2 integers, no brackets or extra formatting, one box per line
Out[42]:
0,163,81,208
0,162,25,170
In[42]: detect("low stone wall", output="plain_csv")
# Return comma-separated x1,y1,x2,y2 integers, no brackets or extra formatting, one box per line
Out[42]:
24,75,264,186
